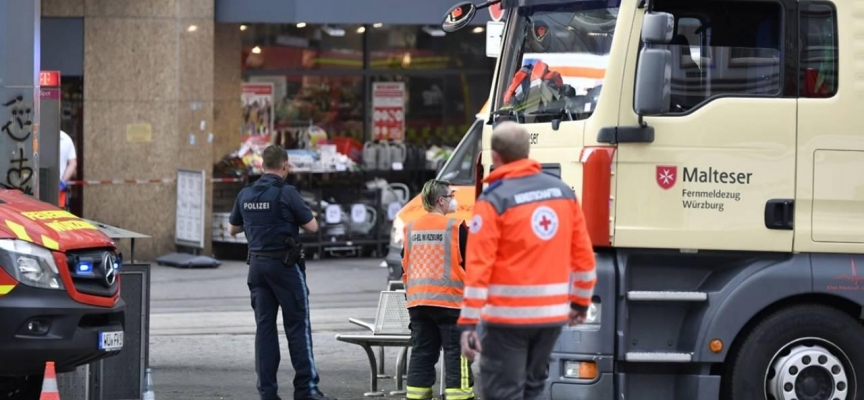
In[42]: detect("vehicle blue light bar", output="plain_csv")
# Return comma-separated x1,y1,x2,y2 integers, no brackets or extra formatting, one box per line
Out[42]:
77,261,93,274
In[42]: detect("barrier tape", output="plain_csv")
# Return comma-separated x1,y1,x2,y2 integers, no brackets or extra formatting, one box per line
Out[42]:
66,177,244,186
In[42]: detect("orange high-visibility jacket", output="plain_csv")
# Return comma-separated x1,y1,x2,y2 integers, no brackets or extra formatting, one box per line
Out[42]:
503,60,565,106
458,159,597,328
402,213,466,309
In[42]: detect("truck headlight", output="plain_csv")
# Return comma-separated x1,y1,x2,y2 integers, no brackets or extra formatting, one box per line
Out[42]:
0,239,64,290
389,218,405,249
564,360,598,380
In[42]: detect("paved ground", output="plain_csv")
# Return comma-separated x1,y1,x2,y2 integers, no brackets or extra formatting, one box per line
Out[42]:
148,257,441,400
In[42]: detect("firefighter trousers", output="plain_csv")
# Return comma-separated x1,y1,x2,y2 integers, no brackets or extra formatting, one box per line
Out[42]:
407,306,474,400
478,326,562,400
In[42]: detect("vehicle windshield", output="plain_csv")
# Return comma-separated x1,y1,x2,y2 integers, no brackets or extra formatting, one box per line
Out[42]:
495,0,620,124
437,119,482,186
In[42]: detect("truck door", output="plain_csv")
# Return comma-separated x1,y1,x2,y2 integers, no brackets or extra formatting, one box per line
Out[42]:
795,3,852,252
613,0,797,252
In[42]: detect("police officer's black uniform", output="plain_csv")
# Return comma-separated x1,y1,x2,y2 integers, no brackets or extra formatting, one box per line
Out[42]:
229,173,333,400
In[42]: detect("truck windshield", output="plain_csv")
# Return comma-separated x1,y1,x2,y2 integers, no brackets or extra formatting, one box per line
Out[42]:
437,119,482,186
495,1,620,124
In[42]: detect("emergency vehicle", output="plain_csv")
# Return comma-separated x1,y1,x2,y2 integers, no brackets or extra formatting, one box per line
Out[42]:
384,102,488,281
442,0,858,399
0,186,124,398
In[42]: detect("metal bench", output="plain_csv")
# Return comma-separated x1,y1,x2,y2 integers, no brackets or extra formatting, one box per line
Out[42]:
346,281,407,382
345,282,401,381
336,290,412,397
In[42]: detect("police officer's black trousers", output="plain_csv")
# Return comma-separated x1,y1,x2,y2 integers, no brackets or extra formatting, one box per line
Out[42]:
248,256,321,400
407,306,475,400
478,326,562,400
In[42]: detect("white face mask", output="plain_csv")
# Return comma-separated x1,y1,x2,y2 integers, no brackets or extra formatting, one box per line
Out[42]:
448,198,458,213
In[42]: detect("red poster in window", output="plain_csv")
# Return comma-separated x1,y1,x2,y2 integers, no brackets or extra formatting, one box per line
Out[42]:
372,82,406,141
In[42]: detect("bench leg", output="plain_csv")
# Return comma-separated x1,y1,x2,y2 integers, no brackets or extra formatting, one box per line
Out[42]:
389,345,410,396
360,344,386,397
377,346,391,379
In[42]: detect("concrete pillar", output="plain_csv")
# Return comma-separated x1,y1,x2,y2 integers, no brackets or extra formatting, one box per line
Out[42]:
213,23,243,165
0,0,41,197
82,0,216,261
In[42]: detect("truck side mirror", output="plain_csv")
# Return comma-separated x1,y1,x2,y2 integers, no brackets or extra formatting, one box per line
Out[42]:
442,2,477,33
634,12,674,116
641,12,674,45
635,48,672,115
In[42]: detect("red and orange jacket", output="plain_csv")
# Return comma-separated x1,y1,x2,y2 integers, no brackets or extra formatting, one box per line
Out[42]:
503,60,565,106
458,159,596,329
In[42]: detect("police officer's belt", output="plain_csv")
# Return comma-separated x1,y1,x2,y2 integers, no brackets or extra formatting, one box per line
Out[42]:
249,250,291,260
249,237,305,266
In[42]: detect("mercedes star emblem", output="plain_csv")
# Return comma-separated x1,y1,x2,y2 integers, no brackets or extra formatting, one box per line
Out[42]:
101,252,117,286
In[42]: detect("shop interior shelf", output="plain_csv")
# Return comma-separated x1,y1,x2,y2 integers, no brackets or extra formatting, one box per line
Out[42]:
210,168,434,261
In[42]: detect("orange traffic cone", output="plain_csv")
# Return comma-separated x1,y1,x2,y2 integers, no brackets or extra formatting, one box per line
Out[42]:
39,361,60,400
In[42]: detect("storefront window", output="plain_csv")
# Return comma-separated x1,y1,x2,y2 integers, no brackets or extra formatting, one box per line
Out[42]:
246,75,365,143
60,77,84,217
369,73,490,146
242,23,365,71
366,25,493,71
239,23,494,147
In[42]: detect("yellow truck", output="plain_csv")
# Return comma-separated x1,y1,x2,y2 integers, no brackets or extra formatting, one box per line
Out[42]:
442,0,855,399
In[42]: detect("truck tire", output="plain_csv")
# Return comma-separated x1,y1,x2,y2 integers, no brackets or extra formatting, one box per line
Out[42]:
723,304,864,400
0,375,44,400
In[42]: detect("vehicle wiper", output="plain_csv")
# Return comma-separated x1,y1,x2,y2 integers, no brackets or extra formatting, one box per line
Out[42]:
490,108,527,124
528,107,578,131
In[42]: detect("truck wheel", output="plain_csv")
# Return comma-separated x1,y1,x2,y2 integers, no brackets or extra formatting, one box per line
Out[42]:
723,304,864,400
0,375,44,400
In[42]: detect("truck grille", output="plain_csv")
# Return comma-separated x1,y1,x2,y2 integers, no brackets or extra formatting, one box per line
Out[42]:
65,248,120,297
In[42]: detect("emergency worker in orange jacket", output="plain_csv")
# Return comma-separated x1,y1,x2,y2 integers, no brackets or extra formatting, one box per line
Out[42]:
458,121,597,400
401,179,474,400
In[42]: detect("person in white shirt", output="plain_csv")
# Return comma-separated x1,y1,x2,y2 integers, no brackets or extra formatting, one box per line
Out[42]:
59,130,77,209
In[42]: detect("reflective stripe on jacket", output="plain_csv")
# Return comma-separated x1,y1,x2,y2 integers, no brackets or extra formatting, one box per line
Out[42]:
402,213,465,309
458,159,597,328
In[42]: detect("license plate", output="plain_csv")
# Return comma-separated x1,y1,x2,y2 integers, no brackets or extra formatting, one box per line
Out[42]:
98,331,123,351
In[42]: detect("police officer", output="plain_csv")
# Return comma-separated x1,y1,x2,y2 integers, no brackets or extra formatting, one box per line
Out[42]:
458,122,597,400
228,145,336,400
400,179,474,400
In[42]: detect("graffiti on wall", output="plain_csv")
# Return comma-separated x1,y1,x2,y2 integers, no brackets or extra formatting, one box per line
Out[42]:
2,95,33,194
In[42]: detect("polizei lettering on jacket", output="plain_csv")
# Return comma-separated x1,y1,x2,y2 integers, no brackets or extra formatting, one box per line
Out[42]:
683,167,753,184
513,188,564,205
243,202,270,210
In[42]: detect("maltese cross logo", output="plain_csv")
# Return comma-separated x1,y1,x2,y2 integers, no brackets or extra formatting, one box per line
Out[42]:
656,166,677,190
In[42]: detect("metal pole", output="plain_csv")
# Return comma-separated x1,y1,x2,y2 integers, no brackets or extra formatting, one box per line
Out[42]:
0,0,41,198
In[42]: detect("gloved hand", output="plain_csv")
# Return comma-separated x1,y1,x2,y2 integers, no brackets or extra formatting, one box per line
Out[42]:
568,309,587,326
59,180,67,191
461,330,482,362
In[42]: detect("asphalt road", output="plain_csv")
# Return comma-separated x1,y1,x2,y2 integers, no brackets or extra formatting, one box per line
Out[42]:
149,257,423,400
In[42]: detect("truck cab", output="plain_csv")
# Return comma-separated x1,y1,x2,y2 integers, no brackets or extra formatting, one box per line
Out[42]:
443,0,860,399
0,187,125,397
